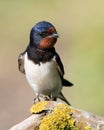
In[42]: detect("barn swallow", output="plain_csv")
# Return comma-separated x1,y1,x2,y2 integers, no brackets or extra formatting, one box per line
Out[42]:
18,21,73,105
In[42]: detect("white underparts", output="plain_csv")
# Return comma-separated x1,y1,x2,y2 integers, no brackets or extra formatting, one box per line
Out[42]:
24,52,62,96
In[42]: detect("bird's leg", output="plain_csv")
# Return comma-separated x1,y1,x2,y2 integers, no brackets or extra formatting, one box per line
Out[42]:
42,95,50,101
49,93,57,101
34,93,40,104
34,93,52,103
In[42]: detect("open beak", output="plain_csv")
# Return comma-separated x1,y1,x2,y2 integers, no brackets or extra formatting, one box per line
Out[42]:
48,33,59,38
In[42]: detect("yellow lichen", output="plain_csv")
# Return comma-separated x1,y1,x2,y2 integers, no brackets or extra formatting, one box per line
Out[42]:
30,101,48,114
30,102,92,130
84,126,92,130
39,104,78,130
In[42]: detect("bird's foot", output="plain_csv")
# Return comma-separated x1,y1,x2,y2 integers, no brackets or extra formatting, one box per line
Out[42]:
33,94,52,104
49,93,57,101
34,93,40,104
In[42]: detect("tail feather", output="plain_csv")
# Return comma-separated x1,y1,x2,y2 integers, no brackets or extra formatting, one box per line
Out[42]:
58,92,71,105
62,79,73,87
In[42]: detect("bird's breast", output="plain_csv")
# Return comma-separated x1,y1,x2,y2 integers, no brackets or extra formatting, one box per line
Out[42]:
24,52,62,95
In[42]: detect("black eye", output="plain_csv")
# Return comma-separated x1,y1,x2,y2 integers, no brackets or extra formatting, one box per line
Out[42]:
40,32,47,37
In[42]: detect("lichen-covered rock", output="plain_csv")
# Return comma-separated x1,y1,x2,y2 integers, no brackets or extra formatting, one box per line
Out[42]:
39,104,78,130
30,101,92,130
30,101,49,114
9,101,104,130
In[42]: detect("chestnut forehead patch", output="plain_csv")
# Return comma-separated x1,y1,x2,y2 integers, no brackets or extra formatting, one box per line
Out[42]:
46,27,56,34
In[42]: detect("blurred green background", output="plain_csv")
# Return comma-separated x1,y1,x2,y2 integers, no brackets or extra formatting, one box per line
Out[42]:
0,0,104,129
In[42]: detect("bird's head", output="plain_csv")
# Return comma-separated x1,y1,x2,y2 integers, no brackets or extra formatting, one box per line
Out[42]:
30,21,59,50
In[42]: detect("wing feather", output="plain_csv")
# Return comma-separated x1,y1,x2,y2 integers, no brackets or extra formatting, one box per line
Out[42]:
54,52,73,87
18,52,25,74
54,52,64,76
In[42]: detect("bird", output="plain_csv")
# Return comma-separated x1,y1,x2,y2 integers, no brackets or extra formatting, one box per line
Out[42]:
18,21,73,105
